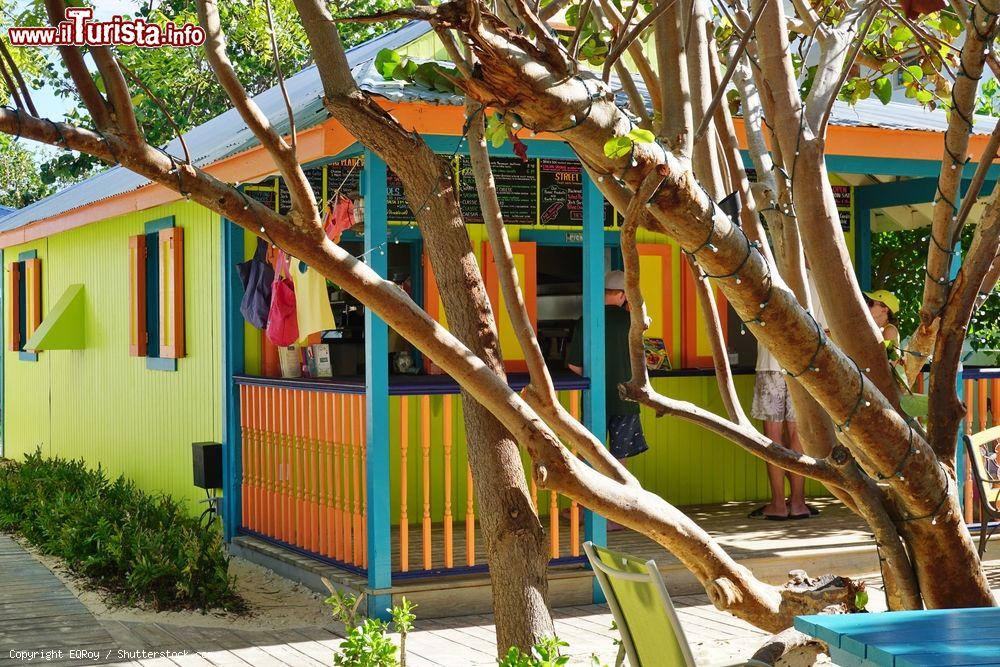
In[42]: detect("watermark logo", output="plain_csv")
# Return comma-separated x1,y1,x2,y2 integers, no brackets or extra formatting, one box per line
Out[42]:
7,7,206,48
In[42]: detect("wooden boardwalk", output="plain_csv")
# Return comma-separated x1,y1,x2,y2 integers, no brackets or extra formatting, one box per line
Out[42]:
0,535,118,665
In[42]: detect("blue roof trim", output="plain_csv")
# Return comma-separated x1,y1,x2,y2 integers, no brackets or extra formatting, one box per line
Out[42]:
6,19,998,236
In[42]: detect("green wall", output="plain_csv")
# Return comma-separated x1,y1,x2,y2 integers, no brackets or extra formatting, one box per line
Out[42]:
3,201,222,512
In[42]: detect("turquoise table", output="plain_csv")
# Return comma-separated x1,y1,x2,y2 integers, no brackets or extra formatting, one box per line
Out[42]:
795,608,1000,666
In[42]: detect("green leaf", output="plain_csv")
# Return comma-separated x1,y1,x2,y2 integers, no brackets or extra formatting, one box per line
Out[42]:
889,26,913,47
855,79,871,101
916,89,934,104
903,65,924,86
375,48,401,80
941,14,963,37
603,136,633,159
900,392,929,418
874,77,893,104
626,127,656,144
855,589,869,610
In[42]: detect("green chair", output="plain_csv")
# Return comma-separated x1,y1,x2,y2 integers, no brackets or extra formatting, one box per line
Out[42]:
584,541,763,667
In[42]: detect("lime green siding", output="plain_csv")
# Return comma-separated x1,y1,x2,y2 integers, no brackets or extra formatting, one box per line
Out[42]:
3,201,222,512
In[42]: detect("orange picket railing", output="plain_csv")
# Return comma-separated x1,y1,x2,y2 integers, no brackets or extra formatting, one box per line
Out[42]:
238,382,367,570
237,379,588,576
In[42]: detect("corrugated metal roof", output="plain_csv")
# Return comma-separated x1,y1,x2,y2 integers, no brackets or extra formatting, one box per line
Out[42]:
7,21,997,234
1,21,434,233
0,206,14,218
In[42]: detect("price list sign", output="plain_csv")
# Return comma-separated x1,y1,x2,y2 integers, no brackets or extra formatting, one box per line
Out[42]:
458,156,538,225
243,178,277,211
278,167,325,214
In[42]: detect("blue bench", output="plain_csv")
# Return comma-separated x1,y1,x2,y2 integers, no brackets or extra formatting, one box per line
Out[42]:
794,608,1000,666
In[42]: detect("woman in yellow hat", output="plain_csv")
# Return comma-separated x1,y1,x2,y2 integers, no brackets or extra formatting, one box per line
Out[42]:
864,289,901,351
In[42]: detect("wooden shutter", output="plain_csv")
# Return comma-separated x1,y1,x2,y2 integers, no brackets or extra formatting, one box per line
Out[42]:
128,234,147,356
636,244,675,368
482,241,537,373
7,262,19,351
23,258,41,343
681,256,728,368
158,227,185,358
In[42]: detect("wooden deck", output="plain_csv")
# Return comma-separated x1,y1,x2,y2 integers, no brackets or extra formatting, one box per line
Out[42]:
231,497,881,619
0,535,118,665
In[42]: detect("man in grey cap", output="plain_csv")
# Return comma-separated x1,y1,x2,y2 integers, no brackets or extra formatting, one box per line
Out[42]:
566,271,649,503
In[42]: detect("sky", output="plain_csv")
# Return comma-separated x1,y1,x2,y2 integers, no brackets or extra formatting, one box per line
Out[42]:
11,1,143,120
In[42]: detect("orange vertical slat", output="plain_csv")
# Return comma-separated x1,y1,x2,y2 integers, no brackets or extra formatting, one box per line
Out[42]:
157,227,185,358
916,373,925,394
443,395,454,569
315,391,327,557
240,387,250,529
352,395,363,566
421,395,432,571
466,463,475,566
992,379,1000,427
262,386,273,537
282,389,293,544
298,391,310,550
335,394,345,561
321,392,334,558
965,379,975,524
6,263,19,351
400,396,409,572
128,235,146,356
342,393,352,560
549,483,559,560
252,386,262,534
271,387,281,540
569,391,580,556
361,395,368,569
978,380,989,434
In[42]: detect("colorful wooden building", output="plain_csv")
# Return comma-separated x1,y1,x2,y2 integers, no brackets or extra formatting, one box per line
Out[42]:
3,23,999,618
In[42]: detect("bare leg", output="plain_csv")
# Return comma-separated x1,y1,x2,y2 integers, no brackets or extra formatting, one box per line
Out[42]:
785,422,809,516
761,420,788,518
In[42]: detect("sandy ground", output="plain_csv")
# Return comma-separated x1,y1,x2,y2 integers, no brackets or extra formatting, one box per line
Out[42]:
12,533,336,631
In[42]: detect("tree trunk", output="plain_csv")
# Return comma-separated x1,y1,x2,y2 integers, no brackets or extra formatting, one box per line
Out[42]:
291,0,554,651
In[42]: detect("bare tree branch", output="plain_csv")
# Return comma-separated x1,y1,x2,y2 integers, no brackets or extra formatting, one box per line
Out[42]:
43,0,113,130
196,0,317,222
264,0,297,151
0,40,37,116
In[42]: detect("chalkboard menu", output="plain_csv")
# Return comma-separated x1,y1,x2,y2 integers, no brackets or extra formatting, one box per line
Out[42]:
327,156,363,200
387,168,412,222
832,184,852,232
244,178,277,211
538,159,582,225
458,155,538,225
278,167,325,214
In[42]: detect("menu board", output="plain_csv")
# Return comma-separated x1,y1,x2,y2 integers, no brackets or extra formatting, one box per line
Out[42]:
458,155,538,225
832,184,852,232
539,159,582,225
387,167,412,222
243,178,277,211
278,167,325,214
327,156,363,200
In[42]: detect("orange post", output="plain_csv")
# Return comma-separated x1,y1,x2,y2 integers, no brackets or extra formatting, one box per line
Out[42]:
569,391,580,556
352,395,363,566
306,392,319,553
421,395,432,571
400,396,410,572
443,395,454,569
466,463,475,566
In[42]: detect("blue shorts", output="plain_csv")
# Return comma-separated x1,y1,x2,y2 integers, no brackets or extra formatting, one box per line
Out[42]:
608,414,648,459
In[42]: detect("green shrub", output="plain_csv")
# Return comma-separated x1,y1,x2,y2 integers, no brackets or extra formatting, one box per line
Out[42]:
0,452,243,612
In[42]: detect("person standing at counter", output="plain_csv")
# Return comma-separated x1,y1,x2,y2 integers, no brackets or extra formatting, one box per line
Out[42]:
566,271,649,465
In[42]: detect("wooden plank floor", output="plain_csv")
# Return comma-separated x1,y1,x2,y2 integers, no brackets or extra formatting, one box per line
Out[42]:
0,535,118,666
388,497,870,574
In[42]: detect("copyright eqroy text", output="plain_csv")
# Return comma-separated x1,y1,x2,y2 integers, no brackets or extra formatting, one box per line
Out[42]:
10,649,191,662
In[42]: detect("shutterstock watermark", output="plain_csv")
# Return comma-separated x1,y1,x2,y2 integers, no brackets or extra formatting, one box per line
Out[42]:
7,7,205,48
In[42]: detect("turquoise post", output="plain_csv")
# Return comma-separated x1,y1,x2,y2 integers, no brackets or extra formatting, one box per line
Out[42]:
363,150,393,620
221,219,245,542
951,243,967,513
582,173,608,604
854,202,872,291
